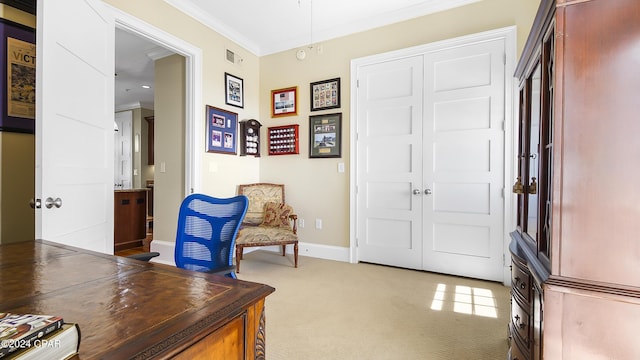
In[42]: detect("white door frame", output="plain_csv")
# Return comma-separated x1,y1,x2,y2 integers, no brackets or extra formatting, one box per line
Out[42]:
349,26,517,284
107,5,203,195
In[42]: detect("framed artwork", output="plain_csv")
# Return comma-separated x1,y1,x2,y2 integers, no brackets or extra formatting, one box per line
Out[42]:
206,105,238,155
224,72,244,108
0,20,35,133
271,86,297,117
309,113,342,158
310,77,340,112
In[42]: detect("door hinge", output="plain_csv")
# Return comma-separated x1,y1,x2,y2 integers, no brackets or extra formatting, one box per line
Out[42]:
503,53,507,65
357,79,360,88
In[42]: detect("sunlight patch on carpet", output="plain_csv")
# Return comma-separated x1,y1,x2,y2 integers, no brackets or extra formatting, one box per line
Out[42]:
430,284,498,318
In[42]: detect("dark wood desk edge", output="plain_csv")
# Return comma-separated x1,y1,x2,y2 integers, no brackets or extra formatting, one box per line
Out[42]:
9,240,276,360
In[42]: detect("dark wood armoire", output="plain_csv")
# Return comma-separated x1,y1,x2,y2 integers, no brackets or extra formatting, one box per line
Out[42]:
509,0,640,359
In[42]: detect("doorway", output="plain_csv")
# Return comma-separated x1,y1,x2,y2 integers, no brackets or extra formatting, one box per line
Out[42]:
351,27,516,283
35,1,201,253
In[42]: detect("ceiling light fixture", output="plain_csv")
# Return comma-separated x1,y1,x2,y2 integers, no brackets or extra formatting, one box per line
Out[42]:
296,0,314,61
308,0,314,50
141,85,150,89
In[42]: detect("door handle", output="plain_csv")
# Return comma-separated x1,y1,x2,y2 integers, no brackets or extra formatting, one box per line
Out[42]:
413,189,422,195
45,197,63,209
424,189,432,195
29,198,41,209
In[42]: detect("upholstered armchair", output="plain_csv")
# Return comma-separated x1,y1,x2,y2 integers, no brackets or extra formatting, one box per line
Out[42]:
235,183,299,272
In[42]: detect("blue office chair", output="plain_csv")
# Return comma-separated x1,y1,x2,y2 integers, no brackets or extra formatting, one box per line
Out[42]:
129,193,248,279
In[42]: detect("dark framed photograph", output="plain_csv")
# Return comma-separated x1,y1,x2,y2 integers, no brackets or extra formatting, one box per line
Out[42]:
0,20,35,133
271,86,297,117
206,105,237,155
310,77,340,112
224,72,244,108
309,113,341,158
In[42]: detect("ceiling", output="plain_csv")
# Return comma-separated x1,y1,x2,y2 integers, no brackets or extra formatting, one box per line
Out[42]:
115,0,481,109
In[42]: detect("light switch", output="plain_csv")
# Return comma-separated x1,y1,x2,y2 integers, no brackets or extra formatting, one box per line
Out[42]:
338,162,345,173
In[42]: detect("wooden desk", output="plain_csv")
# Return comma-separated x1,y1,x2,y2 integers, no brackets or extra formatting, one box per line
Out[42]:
0,240,275,359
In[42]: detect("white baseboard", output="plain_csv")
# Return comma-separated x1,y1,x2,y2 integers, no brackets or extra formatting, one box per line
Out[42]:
149,240,350,266
245,242,350,263
149,240,176,266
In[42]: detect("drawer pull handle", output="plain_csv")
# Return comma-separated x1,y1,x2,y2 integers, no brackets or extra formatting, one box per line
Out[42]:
514,314,527,330
513,276,527,290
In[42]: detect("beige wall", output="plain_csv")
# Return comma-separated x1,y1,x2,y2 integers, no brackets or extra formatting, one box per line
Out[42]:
0,5,36,244
259,0,540,248
0,133,35,243
153,54,185,242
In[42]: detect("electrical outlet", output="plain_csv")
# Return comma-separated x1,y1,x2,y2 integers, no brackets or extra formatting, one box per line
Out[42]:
315,219,322,229
299,218,305,228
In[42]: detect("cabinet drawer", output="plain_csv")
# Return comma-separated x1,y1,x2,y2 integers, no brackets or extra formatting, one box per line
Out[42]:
511,297,531,347
511,261,531,302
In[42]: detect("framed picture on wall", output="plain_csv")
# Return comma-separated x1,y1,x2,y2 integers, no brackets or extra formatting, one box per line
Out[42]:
271,86,297,117
206,105,238,155
309,112,342,158
0,19,36,133
224,72,244,108
310,77,340,112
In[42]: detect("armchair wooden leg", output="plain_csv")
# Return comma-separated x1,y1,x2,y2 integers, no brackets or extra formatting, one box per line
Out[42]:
281,245,286,256
294,242,298,268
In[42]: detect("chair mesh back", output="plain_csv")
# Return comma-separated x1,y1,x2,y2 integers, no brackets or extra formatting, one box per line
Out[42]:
174,194,248,274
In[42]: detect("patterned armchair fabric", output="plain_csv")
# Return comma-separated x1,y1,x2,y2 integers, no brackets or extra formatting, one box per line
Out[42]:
235,183,299,272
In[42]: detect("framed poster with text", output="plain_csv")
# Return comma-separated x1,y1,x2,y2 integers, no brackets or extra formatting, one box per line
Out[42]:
309,113,341,158
0,20,35,133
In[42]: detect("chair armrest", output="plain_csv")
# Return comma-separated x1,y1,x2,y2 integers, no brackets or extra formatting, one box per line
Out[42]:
206,265,236,276
126,252,160,262
289,214,298,234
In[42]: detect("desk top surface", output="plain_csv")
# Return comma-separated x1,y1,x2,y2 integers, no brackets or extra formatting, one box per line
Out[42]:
0,240,274,359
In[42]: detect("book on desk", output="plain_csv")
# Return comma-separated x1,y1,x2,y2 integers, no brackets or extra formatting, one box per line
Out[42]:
0,313,80,359
7,323,80,360
0,313,63,358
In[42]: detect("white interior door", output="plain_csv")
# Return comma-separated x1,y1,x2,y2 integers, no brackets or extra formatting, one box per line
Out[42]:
354,30,510,282
36,0,115,253
423,38,505,282
114,111,132,189
356,55,425,269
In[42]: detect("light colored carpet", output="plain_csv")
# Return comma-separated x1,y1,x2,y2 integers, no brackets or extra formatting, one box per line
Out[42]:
237,250,511,360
